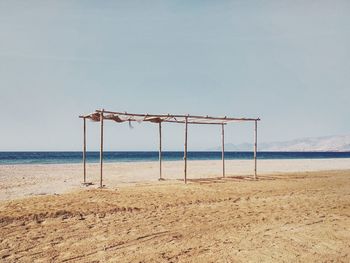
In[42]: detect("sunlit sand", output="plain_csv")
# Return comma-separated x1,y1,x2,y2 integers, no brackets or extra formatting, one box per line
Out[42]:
0,169,349,262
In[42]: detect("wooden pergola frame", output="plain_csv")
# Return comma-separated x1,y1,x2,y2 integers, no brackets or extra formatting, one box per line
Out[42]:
79,109,260,188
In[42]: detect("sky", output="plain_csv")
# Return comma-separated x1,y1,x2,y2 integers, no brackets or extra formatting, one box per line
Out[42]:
0,0,349,151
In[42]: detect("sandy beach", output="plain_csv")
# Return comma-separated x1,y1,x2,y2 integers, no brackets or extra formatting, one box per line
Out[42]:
0,168,349,262
1,158,350,200
2,0,350,261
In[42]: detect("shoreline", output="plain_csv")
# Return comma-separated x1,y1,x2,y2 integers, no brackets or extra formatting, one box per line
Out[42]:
1,151,350,166
1,156,350,165
0,158,350,200
1,158,350,201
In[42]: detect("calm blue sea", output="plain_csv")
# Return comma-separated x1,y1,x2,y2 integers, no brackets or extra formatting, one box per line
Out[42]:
0,151,350,165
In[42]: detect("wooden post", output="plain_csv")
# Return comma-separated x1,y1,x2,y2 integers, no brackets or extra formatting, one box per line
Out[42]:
254,120,258,179
100,110,104,188
221,124,225,178
158,122,163,180
184,116,188,183
83,117,86,183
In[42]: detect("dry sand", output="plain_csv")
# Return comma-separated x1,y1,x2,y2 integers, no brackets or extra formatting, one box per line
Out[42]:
0,169,350,262
1,158,350,200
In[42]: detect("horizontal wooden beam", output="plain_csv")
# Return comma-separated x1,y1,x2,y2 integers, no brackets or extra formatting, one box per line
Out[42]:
78,111,98,118
94,109,260,122
162,120,227,125
84,115,229,125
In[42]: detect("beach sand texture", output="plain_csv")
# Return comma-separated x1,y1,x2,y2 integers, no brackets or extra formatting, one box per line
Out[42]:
0,170,349,262
1,158,350,200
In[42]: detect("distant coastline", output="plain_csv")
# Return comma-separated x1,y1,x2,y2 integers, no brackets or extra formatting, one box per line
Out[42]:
211,134,350,152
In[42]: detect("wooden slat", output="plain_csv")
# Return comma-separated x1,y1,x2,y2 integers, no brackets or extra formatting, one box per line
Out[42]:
159,122,163,180
83,118,86,183
254,120,258,180
222,124,225,178
100,110,104,188
184,117,188,184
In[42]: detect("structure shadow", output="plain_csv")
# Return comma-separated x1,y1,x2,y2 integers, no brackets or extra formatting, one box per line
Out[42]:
182,175,255,184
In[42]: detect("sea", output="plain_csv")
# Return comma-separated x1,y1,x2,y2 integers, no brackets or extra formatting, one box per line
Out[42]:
0,151,350,165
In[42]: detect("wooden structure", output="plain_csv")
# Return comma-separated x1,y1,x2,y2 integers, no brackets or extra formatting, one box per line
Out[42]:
79,109,260,187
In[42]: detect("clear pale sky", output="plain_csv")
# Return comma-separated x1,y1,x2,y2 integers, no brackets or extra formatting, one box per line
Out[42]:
0,1,349,151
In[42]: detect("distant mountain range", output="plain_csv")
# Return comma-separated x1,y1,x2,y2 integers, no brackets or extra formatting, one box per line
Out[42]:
211,135,350,152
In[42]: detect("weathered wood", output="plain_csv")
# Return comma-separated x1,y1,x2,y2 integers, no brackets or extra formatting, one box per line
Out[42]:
95,109,260,122
154,120,227,125
184,117,188,184
79,109,261,187
100,110,104,188
222,124,225,178
83,117,86,183
84,116,238,124
158,122,163,180
254,120,258,179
